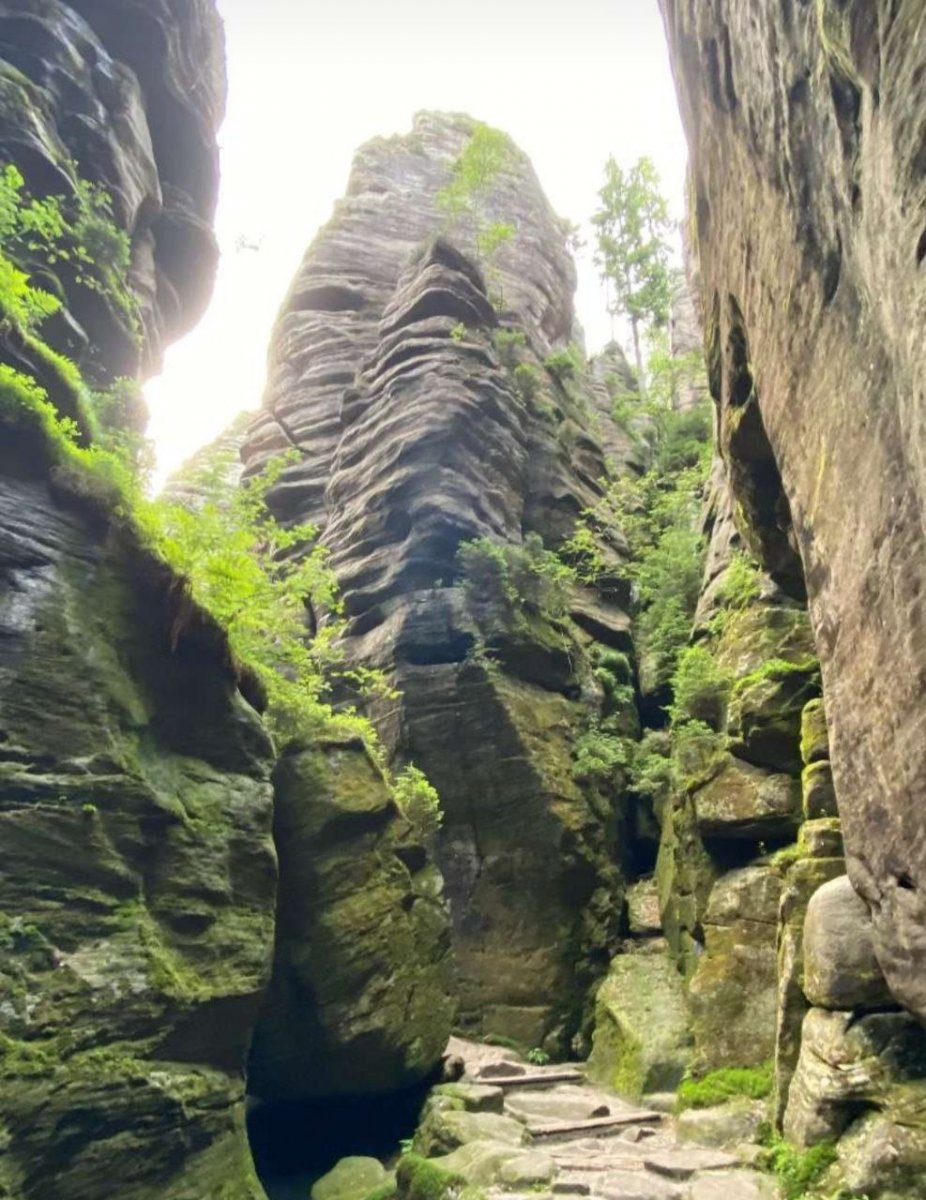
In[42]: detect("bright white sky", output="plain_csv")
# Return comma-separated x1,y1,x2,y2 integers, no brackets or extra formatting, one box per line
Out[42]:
146,0,688,485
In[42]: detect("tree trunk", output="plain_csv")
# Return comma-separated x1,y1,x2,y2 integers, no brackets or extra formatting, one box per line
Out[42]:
631,317,646,397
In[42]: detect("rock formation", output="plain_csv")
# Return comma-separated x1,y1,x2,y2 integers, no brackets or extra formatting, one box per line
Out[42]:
0,4,280,1196
0,0,225,379
659,0,926,1020
244,112,638,1054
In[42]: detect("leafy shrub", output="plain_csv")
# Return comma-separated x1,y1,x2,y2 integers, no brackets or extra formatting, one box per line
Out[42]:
393,765,442,841
492,327,526,369
572,724,632,786
761,1137,838,1200
629,730,674,803
513,362,541,402
676,1062,773,1111
543,345,582,382
457,533,576,625
526,1047,551,1066
669,645,732,729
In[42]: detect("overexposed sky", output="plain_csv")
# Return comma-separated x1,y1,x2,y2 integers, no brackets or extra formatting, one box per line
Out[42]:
146,0,687,484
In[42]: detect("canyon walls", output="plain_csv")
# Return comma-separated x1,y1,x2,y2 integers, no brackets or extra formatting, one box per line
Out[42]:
659,0,926,1022
244,113,639,1055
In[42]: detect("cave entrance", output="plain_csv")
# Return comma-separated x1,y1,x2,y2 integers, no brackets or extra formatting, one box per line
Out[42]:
247,1080,433,1200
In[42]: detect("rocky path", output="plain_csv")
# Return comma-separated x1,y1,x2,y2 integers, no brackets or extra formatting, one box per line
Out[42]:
448,1040,779,1200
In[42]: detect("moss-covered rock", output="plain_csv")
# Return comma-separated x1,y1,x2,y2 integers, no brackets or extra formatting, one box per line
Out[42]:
248,734,453,1101
802,876,893,1011
726,660,821,774
0,444,276,1198
688,868,783,1071
692,757,801,840
413,1105,528,1157
656,791,718,979
312,1157,393,1200
799,700,830,767
801,761,837,819
588,947,693,1097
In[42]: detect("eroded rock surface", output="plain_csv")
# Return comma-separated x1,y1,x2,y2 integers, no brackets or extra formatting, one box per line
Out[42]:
244,113,636,1051
660,0,926,1018
0,0,225,378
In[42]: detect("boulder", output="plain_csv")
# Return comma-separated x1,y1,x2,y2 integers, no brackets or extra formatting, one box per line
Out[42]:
837,1110,926,1200
801,761,837,820
726,661,820,775
312,1158,392,1200
413,1107,528,1157
688,867,782,1070
676,1099,766,1149
248,736,453,1101
588,949,693,1097
784,1008,926,1146
802,876,893,1011
692,758,801,840
800,701,830,767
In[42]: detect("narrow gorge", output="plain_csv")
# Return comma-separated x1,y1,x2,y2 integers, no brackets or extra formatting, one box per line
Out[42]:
0,4,924,1200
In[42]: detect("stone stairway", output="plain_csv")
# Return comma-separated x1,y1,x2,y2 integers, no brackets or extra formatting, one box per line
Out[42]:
450,1040,779,1200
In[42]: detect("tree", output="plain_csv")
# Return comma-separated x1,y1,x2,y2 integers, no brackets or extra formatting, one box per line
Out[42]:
436,122,517,299
592,156,672,390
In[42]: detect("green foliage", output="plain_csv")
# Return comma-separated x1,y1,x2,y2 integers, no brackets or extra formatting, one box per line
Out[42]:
437,122,517,288
512,362,541,402
450,322,467,342
396,1154,467,1200
458,532,576,626
526,1047,551,1066
676,1061,773,1111
543,344,583,383
0,162,137,334
492,327,526,369
761,1137,839,1200
592,156,672,381
572,723,632,786
393,765,443,841
709,550,763,634
628,729,674,803
668,646,732,729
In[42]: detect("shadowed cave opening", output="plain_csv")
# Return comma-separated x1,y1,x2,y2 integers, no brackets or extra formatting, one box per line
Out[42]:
247,1078,434,1200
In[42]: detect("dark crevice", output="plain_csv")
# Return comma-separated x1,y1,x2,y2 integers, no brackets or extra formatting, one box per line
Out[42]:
248,1080,434,1200
917,226,926,266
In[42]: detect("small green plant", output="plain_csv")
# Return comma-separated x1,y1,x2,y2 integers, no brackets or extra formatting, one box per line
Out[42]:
512,362,541,402
760,1136,839,1200
457,533,576,627
450,322,467,342
543,345,582,382
668,645,732,729
393,765,442,841
526,1047,551,1066
572,724,632,787
676,1062,773,1111
492,327,526,368
437,122,517,293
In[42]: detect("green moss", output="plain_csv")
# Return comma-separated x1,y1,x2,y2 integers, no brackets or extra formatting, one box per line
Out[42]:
396,1155,467,1200
761,1136,838,1200
676,1061,774,1111
365,1185,398,1200
732,657,820,696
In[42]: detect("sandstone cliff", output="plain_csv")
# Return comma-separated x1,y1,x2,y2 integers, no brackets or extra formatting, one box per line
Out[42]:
659,0,926,1022
0,5,279,1196
244,113,638,1055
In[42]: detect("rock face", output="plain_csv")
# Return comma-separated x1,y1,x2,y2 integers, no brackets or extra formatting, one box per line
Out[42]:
0,4,275,1195
248,732,453,1101
659,0,926,1019
244,112,636,1052
0,436,275,1198
0,0,225,379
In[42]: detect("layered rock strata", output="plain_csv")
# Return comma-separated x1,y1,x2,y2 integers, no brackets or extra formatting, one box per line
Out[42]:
659,0,926,1018
244,113,637,1053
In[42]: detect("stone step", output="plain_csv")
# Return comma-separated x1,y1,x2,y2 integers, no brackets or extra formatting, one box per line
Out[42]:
528,1112,663,1139
470,1069,586,1088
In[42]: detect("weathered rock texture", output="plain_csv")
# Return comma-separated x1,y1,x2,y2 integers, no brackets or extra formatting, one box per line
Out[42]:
244,112,636,1052
0,0,225,378
660,0,926,1019
0,433,275,1199
248,732,453,1101
0,5,275,1196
